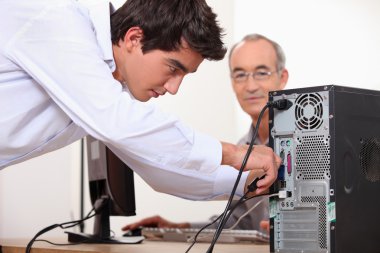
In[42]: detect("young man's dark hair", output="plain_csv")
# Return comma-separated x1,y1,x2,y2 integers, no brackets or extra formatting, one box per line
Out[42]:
111,0,226,61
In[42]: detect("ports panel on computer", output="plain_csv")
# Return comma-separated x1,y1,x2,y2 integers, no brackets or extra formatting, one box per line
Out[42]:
269,89,332,253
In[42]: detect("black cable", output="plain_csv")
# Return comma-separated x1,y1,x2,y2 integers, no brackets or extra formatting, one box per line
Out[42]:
206,177,264,251
205,99,291,253
185,193,268,253
25,99,291,253
25,207,96,253
79,138,85,233
34,239,85,246
205,103,270,253
210,175,266,244
185,197,245,253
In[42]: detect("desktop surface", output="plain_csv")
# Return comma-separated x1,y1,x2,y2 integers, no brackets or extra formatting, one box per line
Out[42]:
1,238,270,253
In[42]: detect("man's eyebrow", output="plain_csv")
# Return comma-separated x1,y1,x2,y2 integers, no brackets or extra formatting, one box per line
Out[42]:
167,58,193,73
232,65,270,73
254,64,270,70
231,67,245,73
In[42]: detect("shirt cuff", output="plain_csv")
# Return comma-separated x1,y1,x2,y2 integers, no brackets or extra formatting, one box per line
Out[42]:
181,128,222,173
213,166,249,199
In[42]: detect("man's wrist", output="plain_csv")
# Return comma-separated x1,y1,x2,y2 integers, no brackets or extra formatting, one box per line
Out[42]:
221,142,238,168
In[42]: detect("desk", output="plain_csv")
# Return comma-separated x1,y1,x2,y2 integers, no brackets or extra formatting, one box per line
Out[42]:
0,238,269,253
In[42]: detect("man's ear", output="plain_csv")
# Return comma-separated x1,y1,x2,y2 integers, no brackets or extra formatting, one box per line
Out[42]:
279,68,289,90
122,27,143,52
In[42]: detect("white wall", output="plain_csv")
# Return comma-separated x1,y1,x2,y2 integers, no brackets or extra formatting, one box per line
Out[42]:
234,0,380,130
2,0,380,239
0,143,81,238
235,0,380,90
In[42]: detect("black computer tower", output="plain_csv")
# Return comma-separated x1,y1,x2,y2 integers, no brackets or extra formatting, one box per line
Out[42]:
269,85,380,253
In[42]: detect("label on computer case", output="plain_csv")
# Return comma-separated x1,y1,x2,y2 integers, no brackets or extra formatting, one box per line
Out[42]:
269,199,277,218
327,202,336,222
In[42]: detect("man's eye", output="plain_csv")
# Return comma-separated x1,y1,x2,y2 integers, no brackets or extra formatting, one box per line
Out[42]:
234,72,246,78
256,71,269,77
169,66,177,73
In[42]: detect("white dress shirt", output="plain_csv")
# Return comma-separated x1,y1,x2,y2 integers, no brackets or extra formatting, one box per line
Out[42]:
0,0,248,200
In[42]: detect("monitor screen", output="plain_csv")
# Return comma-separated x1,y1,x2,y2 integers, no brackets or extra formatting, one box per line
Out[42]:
67,136,142,244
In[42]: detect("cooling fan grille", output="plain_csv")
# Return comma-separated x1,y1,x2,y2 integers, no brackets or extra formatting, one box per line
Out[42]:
295,93,324,130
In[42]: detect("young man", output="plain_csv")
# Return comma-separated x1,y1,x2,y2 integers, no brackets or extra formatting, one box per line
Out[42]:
122,34,288,232
0,1,280,201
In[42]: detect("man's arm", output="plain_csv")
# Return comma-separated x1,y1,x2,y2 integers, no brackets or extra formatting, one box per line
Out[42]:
122,170,271,232
222,143,281,195
3,1,279,200
2,1,254,200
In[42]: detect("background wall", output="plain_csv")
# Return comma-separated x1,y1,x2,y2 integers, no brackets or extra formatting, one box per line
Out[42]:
233,0,380,127
0,144,81,238
1,0,379,239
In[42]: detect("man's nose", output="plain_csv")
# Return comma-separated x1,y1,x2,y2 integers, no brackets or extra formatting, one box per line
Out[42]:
164,76,184,95
245,75,260,91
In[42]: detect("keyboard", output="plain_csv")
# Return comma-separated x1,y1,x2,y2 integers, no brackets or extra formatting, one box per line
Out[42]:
141,227,269,243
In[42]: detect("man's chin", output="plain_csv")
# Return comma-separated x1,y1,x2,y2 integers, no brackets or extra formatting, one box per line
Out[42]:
129,92,150,102
140,96,151,102
244,108,264,119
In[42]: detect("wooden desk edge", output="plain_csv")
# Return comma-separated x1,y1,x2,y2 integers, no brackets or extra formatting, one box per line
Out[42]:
1,238,270,253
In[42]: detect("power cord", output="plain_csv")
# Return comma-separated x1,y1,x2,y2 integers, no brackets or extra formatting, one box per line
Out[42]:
205,103,268,253
187,193,279,245
185,193,268,253
227,193,278,230
205,99,292,253
25,206,97,253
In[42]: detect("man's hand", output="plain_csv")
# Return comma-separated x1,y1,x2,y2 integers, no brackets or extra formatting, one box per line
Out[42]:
222,142,281,194
260,220,270,234
122,215,190,231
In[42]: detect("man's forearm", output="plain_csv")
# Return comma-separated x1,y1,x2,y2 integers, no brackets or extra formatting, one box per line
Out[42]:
221,142,240,169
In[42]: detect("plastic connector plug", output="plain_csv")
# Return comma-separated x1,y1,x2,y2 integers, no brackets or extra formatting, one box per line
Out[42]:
278,190,287,199
270,99,293,110
247,175,266,193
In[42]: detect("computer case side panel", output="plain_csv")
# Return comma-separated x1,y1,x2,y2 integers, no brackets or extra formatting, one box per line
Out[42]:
333,87,380,253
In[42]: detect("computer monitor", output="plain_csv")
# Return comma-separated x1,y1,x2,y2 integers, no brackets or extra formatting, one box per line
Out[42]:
67,136,143,244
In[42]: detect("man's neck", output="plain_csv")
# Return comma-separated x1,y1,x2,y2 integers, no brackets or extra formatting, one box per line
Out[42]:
252,112,269,144
111,44,123,83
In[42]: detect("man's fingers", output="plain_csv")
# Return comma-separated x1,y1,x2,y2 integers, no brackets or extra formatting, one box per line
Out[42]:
256,161,279,190
240,144,283,194
122,215,162,231
256,174,271,189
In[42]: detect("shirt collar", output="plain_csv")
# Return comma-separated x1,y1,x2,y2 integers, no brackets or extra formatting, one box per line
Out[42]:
82,0,116,71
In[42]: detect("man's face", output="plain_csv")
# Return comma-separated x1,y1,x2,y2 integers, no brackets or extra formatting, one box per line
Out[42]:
230,39,288,118
113,29,203,102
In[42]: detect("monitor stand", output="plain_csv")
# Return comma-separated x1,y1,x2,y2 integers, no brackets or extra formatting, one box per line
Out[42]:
66,197,144,244
66,231,144,244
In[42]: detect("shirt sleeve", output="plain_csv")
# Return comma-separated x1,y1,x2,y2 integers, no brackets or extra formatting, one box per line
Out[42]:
3,1,247,200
